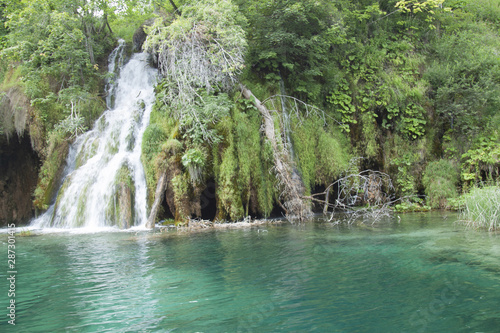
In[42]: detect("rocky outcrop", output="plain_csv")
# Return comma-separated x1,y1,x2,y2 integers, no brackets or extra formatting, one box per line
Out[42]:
132,19,155,52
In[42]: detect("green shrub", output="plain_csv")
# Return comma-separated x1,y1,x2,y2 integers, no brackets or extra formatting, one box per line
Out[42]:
181,148,205,184
422,159,459,208
393,200,431,213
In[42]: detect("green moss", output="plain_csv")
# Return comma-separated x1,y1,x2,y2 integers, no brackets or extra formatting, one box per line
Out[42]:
163,139,182,155
211,101,278,219
75,184,90,227
291,117,351,194
33,131,70,210
75,137,99,169
383,134,429,196
290,117,317,195
141,103,180,201
1,66,23,90
360,112,379,158
234,103,267,216
141,123,168,193
258,140,277,217
217,116,244,220
50,174,73,224
106,164,136,228
172,173,190,222
104,129,120,156
422,159,459,208
315,125,351,184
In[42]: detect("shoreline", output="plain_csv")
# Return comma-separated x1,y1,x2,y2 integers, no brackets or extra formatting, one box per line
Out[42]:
157,217,288,232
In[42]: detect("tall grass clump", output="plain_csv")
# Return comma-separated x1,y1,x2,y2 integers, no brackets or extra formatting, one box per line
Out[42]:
462,187,500,231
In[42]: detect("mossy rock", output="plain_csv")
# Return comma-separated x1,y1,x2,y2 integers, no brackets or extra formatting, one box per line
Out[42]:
106,164,136,228
33,137,70,210
75,137,99,169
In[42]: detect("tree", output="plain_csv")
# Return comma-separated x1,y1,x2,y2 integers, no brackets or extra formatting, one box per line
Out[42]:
144,0,247,143
2,0,115,129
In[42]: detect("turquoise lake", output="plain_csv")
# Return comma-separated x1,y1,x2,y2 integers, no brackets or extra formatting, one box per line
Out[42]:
2,212,500,332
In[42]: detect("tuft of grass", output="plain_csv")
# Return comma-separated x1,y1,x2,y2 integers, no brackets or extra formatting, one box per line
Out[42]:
18,229,33,237
461,187,500,231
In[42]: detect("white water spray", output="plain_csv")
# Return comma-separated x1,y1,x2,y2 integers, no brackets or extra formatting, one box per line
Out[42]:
32,46,158,229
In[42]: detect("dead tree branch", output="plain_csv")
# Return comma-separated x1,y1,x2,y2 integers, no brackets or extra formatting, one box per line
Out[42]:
304,164,398,224
240,85,311,221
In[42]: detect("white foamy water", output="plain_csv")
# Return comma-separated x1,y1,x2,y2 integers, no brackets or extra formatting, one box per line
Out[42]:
32,46,158,229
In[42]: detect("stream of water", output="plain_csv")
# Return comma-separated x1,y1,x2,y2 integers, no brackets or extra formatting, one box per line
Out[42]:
31,46,157,229
2,213,500,332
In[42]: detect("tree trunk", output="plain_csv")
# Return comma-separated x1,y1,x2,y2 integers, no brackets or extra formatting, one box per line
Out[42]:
83,22,95,64
146,170,168,229
240,84,310,220
169,0,180,15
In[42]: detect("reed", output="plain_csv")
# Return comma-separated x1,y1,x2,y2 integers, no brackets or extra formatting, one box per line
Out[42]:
462,187,500,231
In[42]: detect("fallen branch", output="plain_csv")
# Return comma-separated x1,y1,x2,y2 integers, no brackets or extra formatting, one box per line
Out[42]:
146,170,168,229
304,166,399,224
240,85,311,220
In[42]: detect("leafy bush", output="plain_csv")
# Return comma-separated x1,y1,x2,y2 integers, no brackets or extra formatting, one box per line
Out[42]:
144,0,246,143
461,135,500,187
393,200,431,213
425,23,500,137
181,148,205,184
422,159,459,208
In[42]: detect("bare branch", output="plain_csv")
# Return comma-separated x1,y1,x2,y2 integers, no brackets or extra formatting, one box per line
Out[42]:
303,158,400,225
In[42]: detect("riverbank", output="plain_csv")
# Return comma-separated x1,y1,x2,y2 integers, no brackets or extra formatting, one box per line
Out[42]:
157,216,287,232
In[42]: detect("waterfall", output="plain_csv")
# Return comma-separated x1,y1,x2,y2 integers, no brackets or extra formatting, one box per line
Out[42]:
32,45,158,229
105,39,126,109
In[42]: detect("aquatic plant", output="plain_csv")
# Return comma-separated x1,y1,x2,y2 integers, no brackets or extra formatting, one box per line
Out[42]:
461,186,500,231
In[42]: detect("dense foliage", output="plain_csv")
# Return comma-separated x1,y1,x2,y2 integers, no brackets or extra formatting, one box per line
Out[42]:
1,0,499,223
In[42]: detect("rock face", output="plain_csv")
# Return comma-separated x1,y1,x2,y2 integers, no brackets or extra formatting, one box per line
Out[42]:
108,164,135,229
0,134,40,226
132,19,155,52
117,182,134,229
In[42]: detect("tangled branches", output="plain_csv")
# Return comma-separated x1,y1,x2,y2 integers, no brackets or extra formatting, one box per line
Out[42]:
262,94,331,125
143,0,246,143
153,22,245,106
54,100,87,139
306,167,398,224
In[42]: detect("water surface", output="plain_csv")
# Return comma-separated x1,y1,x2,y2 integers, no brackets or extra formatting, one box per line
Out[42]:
2,212,500,332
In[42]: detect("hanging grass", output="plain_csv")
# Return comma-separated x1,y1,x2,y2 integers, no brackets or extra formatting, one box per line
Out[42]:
461,186,500,231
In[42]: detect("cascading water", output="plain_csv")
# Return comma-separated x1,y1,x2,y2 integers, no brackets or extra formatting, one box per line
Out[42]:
32,45,158,229
105,39,126,109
